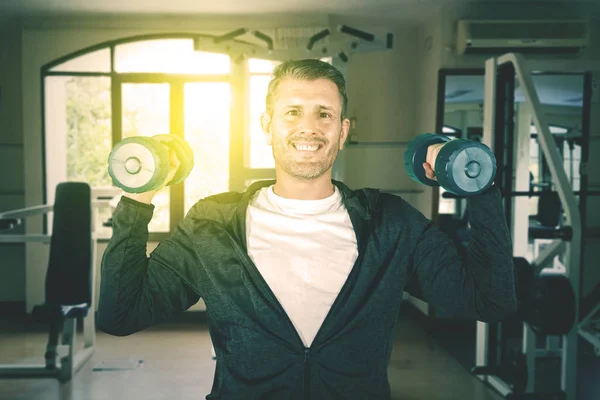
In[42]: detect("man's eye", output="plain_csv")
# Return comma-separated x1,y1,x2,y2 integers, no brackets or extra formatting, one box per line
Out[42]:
320,112,332,118
286,110,299,116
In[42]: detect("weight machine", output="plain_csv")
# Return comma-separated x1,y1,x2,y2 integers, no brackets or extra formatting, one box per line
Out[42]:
0,183,116,381
472,53,599,400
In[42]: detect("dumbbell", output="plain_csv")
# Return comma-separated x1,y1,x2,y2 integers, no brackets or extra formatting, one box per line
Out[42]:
107,134,194,193
404,133,496,196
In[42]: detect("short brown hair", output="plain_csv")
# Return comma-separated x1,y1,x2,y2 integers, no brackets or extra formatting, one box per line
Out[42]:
265,59,348,120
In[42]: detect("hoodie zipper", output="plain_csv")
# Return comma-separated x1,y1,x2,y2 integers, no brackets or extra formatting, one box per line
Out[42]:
304,347,311,400
229,234,313,398
224,187,376,400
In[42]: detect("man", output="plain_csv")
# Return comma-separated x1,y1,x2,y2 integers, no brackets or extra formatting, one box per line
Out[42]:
98,59,517,400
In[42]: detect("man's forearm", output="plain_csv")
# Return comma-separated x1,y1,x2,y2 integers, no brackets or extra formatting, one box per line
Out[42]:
463,184,517,320
410,184,518,322
97,197,155,335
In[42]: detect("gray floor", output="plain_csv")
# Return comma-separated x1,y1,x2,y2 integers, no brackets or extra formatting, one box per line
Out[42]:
0,306,503,400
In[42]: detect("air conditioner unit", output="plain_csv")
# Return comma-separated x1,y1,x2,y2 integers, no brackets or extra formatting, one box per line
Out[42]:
456,20,589,54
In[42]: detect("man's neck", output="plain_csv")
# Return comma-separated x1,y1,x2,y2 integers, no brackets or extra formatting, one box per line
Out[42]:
273,171,334,200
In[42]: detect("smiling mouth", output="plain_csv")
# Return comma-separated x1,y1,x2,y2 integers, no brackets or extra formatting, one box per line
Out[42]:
292,143,323,152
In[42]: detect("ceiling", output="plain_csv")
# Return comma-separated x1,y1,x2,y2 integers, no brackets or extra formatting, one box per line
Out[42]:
0,0,597,23
1,0,439,22
0,0,593,107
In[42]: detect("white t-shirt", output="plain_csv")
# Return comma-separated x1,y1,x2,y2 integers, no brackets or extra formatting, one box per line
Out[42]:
246,185,358,347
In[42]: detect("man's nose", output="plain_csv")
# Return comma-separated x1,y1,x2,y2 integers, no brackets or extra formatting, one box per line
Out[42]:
298,115,319,134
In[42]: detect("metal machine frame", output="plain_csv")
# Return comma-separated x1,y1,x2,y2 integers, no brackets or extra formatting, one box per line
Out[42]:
474,53,590,400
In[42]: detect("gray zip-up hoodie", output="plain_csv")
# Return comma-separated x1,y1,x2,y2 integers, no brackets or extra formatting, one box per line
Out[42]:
97,179,517,400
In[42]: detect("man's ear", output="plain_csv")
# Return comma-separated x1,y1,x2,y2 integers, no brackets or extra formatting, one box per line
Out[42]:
260,112,272,145
339,117,351,150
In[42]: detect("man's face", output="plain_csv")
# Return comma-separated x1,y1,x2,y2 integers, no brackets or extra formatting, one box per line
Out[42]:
261,78,350,180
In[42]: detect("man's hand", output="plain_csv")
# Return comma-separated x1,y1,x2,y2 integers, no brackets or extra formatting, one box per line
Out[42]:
423,142,445,181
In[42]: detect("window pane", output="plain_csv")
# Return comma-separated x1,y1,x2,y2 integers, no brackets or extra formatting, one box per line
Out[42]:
249,75,275,168
66,77,113,185
121,83,171,233
122,83,170,138
248,58,280,73
45,76,113,187
44,76,112,235
50,48,111,73
184,82,231,214
115,39,230,74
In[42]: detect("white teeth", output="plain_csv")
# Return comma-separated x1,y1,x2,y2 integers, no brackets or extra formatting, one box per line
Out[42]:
294,144,320,151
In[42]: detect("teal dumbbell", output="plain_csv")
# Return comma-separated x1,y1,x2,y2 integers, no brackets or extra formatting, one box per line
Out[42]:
404,133,496,196
107,134,194,193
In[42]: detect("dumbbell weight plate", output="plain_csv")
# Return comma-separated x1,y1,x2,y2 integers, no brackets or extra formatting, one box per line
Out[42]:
404,133,451,187
108,136,170,193
434,139,496,196
152,134,195,185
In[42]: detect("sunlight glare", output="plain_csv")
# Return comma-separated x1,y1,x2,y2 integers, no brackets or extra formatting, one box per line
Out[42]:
115,39,231,74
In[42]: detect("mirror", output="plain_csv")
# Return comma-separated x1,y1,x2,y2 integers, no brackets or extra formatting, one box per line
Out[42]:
436,70,586,256
432,67,590,373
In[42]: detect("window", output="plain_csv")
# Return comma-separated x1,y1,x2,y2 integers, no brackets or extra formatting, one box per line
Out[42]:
114,39,231,74
120,82,172,232
183,82,231,215
42,35,270,239
44,75,113,235
50,48,111,73
247,58,279,169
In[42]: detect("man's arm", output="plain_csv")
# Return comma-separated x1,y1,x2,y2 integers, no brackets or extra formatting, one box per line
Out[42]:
97,196,201,336
404,185,518,322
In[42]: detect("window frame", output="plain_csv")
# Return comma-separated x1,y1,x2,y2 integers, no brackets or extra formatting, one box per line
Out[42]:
41,34,275,240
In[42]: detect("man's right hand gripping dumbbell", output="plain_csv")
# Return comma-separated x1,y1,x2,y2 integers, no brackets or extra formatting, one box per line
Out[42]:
107,134,194,204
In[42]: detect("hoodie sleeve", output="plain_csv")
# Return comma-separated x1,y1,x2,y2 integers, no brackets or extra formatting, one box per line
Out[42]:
97,196,201,336
404,185,518,322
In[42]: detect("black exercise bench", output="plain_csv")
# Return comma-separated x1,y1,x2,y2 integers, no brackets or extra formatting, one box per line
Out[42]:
0,182,95,381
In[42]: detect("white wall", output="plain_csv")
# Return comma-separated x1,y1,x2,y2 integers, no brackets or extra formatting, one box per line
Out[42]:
339,19,422,205
401,9,446,314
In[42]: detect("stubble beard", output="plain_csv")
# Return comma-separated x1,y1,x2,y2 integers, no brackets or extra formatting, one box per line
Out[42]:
273,136,340,180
